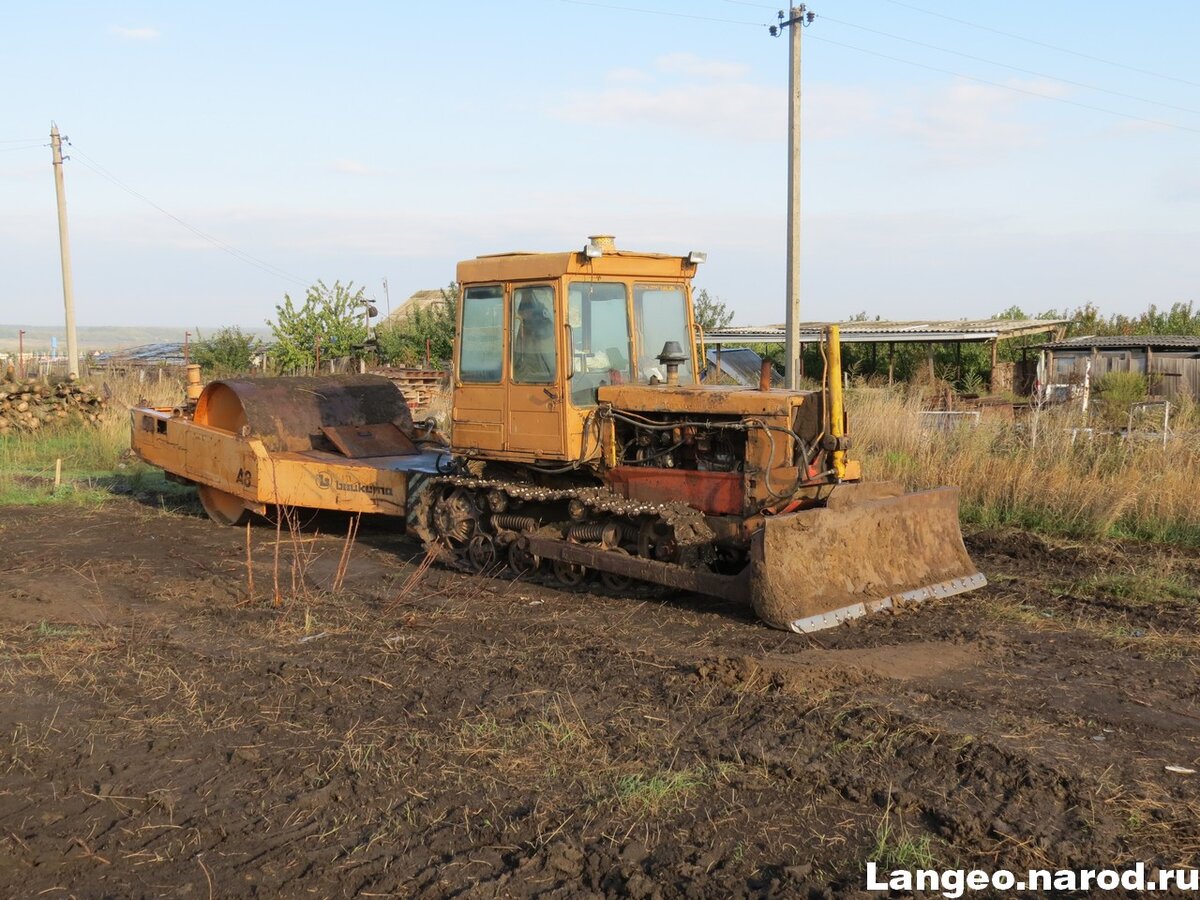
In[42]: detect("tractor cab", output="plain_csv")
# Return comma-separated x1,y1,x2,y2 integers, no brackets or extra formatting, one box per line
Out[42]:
451,235,703,463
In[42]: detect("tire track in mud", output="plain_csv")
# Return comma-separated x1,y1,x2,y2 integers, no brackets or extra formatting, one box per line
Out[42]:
1,504,1199,897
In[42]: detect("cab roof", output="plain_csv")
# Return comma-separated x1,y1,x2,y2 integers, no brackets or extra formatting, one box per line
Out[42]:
456,249,698,284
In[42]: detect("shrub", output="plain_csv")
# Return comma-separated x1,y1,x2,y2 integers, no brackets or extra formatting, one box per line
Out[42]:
376,284,458,367
1093,372,1148,430
193,326,260,376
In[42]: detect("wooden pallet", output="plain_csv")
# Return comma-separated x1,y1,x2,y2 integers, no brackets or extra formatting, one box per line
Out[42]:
368,367,448,414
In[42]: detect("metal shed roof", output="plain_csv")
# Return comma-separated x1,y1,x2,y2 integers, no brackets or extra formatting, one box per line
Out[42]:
1042,335,1200,352
704,319,1066,344
93,342,188,365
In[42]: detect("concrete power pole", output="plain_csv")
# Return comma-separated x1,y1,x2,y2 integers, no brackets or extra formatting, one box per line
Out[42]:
50,124,80,378
775,7,814,390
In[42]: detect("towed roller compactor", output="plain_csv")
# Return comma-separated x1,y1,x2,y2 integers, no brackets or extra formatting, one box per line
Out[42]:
132,373,446,529
131,238,985,631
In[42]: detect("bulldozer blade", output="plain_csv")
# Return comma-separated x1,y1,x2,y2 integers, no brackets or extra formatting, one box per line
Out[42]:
750,484,985,633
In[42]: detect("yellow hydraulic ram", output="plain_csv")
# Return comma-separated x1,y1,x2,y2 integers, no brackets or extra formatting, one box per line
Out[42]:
825,324,847,480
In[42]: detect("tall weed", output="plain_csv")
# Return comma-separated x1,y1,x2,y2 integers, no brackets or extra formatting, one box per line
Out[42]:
851,387,1200,545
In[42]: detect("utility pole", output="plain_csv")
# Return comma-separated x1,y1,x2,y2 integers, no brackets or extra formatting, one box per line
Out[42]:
772,7,815,390
382,277,391,317
50,124,80,379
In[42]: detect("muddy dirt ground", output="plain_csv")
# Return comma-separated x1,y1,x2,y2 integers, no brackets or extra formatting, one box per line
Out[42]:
1,497,1198,898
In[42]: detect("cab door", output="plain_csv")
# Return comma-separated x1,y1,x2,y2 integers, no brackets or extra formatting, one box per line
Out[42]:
452,284,506,452
506,282,565,457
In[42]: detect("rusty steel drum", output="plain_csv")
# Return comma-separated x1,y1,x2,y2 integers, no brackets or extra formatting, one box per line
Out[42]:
193,375,414,453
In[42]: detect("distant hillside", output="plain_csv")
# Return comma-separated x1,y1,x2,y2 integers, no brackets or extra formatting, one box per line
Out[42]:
0,325,272,352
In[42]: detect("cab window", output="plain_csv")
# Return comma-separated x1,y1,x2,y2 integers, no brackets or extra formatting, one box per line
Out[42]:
459,285,504,382
567,282,631,406
633,283,693,383
511,284,557,384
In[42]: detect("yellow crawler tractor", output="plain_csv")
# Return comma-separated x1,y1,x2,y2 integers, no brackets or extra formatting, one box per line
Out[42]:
131,237,984,632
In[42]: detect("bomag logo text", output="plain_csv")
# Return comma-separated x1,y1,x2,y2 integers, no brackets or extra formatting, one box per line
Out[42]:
315,473,393,497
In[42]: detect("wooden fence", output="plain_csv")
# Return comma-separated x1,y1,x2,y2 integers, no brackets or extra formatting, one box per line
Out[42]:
1046,350,1200,401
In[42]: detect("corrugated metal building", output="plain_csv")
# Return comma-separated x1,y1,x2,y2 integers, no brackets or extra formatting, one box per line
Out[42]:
93,342,189,369
704,319,1066,391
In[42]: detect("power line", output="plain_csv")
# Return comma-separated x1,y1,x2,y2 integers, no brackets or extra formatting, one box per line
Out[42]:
810,34,1200,136
560,0,1200,134
872,0,1200,90
67,145,311,288
820,14,1200,118
0,144,46,154
565,0,1200,111
555,0,767,27
0,138,45,144
729,0,1200,96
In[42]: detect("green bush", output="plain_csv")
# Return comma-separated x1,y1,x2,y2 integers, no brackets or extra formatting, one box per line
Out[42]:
192,326,260,376
1093,371,1148,429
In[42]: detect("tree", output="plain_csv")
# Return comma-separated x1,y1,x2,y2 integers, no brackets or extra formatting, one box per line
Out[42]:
1044,301,1200,339
847,310,880,322
375,283,459,367
192,326,260,376
267,280,370,372
993,305,1029,321
693,288,733,332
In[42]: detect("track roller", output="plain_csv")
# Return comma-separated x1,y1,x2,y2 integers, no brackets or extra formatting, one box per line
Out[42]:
551,559,588,587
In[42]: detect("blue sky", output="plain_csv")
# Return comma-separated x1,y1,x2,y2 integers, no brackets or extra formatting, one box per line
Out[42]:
2,0,1198,331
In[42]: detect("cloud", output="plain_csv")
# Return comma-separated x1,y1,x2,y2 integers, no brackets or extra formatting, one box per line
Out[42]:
109,25,160,40
558,78,880,143
0,164,44,181
556,53,882,143
561,81,782,140
1158,165,1200,202
557,53,783,141
562,54,1074,163
1106,118,1175,137
655,53,749,80
604,66,651,84
803,85,883,140
889,79,1066,164
329,158,386,176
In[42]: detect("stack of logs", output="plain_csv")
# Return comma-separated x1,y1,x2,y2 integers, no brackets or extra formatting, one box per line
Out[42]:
0,369,107,434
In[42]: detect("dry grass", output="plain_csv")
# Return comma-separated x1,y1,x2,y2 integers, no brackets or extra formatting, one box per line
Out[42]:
7,369,1200,551
851,387,1200,545
0,370,186,506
